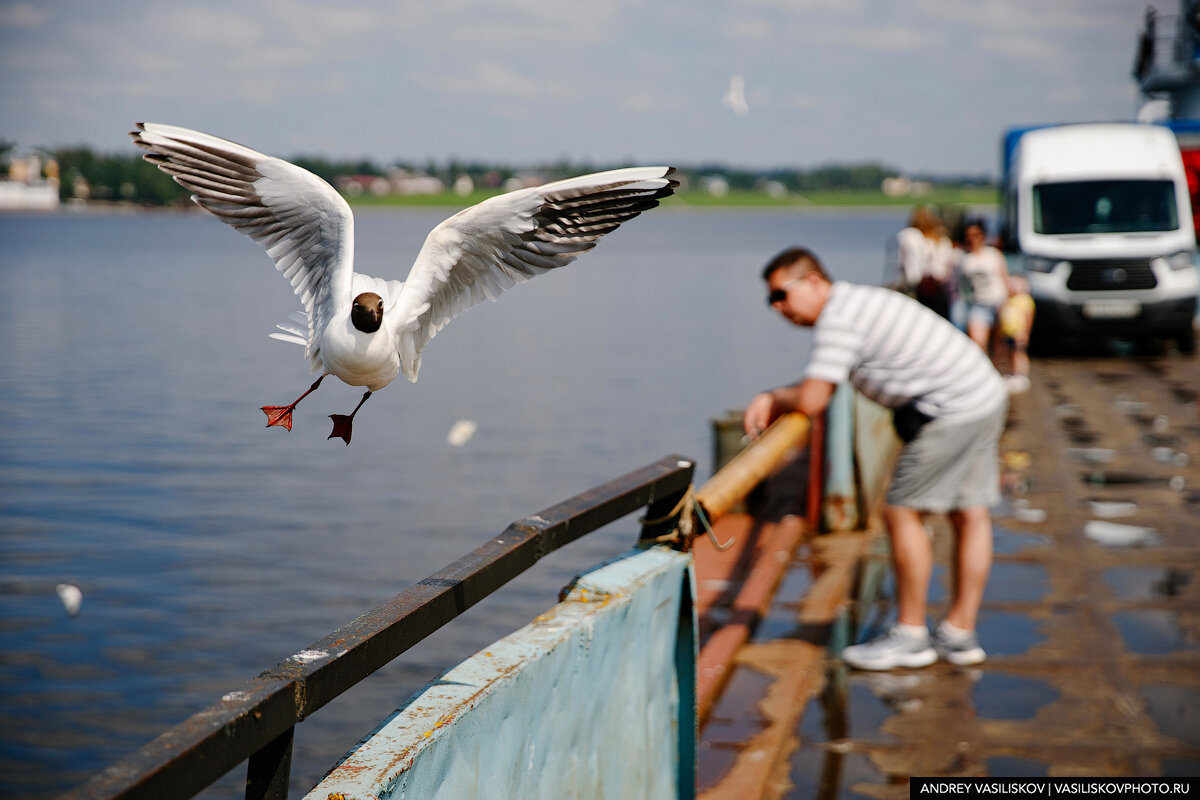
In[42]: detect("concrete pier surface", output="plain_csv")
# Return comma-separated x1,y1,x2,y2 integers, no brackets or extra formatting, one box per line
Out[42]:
697,351,1200,798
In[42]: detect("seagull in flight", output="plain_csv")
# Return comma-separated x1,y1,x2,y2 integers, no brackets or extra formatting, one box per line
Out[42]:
132,123,677,444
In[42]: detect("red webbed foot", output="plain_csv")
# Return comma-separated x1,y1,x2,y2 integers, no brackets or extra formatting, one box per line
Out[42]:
260,376,327,433
261,405,296,431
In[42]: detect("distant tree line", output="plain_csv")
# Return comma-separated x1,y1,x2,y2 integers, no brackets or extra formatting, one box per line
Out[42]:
6,143,989,206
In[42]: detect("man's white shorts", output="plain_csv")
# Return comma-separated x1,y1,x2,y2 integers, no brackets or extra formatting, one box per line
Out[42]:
886,400,1007,512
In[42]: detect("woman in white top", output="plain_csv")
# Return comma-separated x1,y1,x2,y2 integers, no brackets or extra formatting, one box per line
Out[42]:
896,206,954,319
956,219,1011,352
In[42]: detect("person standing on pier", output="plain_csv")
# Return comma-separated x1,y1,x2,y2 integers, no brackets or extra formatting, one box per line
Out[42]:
743,247,1007,670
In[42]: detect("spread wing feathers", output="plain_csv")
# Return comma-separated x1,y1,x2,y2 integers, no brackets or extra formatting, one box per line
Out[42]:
130,123,352,372
394,166,677,381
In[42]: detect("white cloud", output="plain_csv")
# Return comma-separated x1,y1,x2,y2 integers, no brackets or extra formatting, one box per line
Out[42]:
145,6,264,50
441,61,541,98
844,25,938,52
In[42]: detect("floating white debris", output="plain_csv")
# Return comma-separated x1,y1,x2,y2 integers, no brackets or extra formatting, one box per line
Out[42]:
1015,507,1047,524
446,419,478,447
1152,415,1170,432
1084,520,1160,547
1068,447,1116,464
1170,475,1186,491
1175,452,1190,467
56,583,82,617
1152,447,1176,463
1115,398,1151,415
1087,500,1138,518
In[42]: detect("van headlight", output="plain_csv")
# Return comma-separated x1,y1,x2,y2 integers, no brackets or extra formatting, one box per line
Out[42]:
1026,256,1057,273
1166,251,1195,270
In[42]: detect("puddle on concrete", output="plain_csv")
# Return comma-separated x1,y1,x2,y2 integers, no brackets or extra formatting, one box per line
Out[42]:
976,611,1044,657
987,756,1049,777
1084,520,1162,548
753,567,817,642
1081,471,1158,486
800,675,900,745
984,562,1049,604
1140,683,1200,748
1113,610,1199,655
1169,384,1199,405
993,526,1051,555
784,748,884,800
701,665,773,746
1103,566,1192,600
929,565,947,604
697,665,773,789
973,672,1060,721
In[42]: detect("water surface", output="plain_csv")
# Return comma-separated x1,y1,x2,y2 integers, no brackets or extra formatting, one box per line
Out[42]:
0,206,907,797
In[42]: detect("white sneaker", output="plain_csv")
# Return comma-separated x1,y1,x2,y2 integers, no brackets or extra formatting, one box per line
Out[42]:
932,620,987,666
1005,374,1031,394
842,624,937,671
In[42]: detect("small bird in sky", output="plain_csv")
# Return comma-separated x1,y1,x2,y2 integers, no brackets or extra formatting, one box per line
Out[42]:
132,123,676,444
723,75,750,117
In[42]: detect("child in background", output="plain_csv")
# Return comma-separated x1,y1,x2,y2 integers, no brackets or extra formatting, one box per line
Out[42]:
999,275,1035,393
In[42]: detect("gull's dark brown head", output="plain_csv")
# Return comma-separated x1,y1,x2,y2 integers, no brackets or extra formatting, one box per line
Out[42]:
351,292,384,333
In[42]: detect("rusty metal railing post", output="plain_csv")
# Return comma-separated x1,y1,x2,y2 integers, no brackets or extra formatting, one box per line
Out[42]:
807,411,826,530
245,726,294,800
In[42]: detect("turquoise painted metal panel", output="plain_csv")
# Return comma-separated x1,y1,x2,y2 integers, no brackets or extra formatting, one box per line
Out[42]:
853,392,900,518
823,382,859,531
304,547,697,800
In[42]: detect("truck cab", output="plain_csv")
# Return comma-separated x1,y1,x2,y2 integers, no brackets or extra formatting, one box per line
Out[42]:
1001,122,1198,353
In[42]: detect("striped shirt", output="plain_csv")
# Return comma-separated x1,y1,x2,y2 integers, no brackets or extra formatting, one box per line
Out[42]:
804,282,1006,422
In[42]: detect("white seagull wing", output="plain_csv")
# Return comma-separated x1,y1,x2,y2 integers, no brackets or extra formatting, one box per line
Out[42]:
393,166,677,381
131,122,353,373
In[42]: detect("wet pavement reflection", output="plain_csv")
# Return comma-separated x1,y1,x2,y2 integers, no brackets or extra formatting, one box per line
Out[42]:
698,353,1200,799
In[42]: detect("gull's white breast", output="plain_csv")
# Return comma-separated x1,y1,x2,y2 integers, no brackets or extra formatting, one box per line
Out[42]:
318,313,401,391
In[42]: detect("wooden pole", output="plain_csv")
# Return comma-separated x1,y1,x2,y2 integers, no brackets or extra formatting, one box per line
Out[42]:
694,413,811,523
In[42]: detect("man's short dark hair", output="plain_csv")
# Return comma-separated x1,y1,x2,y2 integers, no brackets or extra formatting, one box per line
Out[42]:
761,247,831,282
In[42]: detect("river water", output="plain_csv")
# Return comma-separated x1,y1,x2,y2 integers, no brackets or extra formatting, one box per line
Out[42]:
0,204,910,797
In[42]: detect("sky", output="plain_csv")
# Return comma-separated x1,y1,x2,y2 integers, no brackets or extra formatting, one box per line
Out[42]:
0,0,1159,177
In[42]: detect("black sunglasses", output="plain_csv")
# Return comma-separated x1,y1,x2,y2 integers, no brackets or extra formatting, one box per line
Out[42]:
766,278,802,306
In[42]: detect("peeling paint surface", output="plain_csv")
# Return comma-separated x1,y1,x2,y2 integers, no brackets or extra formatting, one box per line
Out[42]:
304,548,694,800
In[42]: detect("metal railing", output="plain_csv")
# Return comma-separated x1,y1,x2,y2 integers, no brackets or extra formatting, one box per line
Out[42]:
64,455,696,800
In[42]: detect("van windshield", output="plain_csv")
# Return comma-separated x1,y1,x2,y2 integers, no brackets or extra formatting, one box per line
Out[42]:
1033,180,1179,234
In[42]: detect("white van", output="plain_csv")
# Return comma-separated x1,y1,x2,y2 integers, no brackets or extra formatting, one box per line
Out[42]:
1000,122,1198,353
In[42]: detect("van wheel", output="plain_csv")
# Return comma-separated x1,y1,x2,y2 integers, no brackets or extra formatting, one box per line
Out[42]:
1177,326,1197,355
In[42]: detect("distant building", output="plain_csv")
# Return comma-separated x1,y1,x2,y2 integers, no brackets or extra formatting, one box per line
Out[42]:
881,176,931,197
1,152,60,211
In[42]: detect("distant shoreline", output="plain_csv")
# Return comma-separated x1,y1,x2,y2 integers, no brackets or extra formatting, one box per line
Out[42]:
2,188,998,215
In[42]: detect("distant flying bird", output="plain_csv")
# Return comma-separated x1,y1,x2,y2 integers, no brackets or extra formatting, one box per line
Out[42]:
131,123,677,444
723,75,749,117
